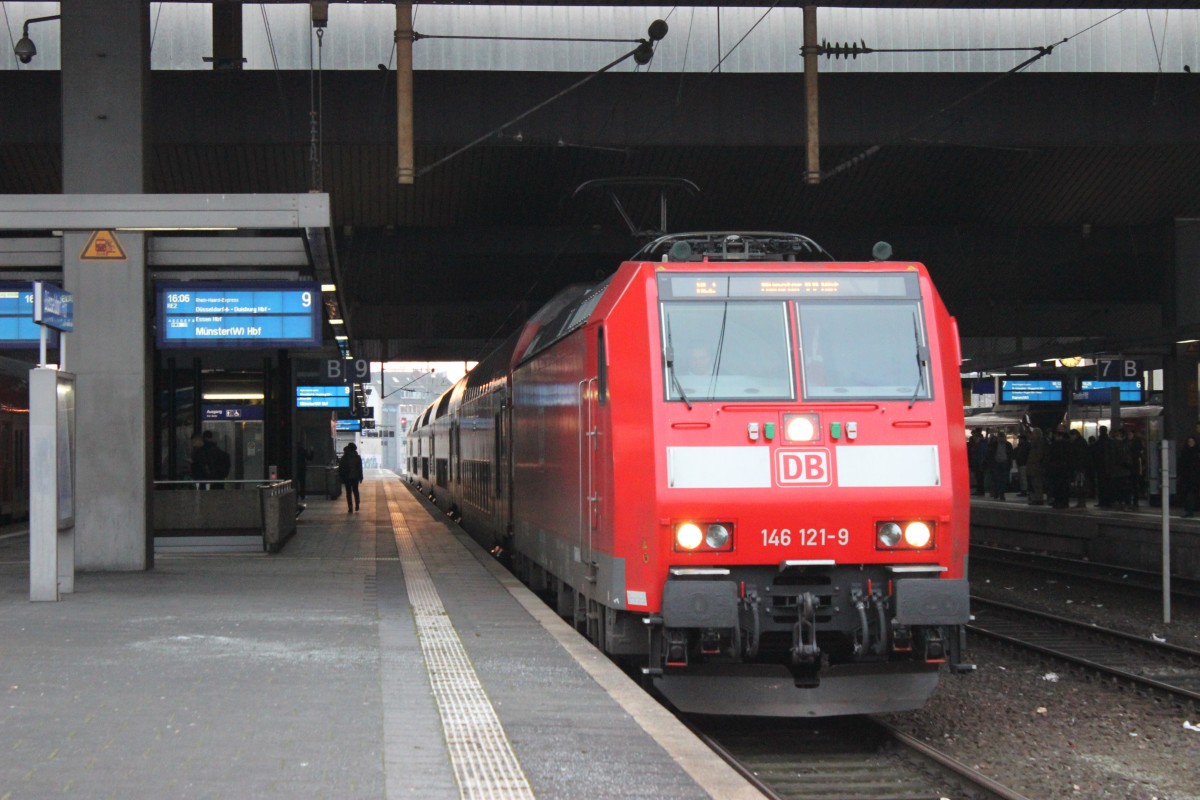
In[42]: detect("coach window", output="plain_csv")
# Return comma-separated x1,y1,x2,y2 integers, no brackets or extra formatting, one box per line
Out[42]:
661,301,793,401
798,302,931,401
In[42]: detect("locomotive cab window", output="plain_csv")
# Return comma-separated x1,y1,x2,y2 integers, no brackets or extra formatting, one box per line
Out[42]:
799,301,932,401
660,301,794,402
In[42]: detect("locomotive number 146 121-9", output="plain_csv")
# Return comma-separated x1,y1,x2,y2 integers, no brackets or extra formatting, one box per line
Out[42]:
760,527,851,547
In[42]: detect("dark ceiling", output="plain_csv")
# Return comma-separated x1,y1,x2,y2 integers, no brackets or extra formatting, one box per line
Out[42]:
3,2,1200,370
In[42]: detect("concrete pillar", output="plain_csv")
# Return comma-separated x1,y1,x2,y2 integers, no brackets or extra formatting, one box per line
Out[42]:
60,1,152,570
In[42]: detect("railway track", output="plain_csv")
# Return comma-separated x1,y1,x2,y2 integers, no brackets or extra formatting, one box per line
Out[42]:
968,596,1200,706
971,543,1200,600
687,715,1032,800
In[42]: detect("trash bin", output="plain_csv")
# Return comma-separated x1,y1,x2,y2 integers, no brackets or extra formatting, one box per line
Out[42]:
259,481,297,554
326,466,341,500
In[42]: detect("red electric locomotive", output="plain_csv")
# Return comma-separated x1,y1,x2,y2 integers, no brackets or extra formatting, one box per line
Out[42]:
408,232,971,717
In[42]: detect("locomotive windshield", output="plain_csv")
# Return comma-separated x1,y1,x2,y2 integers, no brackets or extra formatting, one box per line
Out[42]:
798,301,931,401
662,301,795,402
658,271,932,403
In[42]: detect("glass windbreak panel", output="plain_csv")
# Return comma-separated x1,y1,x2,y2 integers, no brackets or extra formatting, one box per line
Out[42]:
661,301,794,401
799,302,932,401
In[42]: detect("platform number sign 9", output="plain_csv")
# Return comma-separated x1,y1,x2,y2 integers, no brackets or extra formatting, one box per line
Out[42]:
323,358,371,383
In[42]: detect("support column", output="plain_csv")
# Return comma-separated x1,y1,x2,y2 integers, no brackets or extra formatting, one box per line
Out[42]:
60,1,152,570
1168,220,1200,445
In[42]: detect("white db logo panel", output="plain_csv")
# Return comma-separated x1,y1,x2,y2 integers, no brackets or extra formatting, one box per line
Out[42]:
776,449,832,486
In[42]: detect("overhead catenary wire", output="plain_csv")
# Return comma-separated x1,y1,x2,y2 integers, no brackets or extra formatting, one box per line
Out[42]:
1,1,19,69
819,8,1130,181
414,22,666,179
259,4,290,128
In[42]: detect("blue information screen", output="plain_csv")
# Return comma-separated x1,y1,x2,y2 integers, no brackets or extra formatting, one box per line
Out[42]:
297,385,351,408
1079,379,1143,403
1000,379,1063,403
157,281,321,348
335,418,361,431
0,283,59,348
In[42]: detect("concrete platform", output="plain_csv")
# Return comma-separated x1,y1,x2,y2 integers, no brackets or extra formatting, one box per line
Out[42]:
970,493,1200,578
0,471,761,799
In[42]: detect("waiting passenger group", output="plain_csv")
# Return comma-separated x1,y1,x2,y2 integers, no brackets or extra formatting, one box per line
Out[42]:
967,425,1148,511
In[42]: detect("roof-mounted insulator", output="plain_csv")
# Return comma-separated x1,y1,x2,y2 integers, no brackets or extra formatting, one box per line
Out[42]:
819,39,872,59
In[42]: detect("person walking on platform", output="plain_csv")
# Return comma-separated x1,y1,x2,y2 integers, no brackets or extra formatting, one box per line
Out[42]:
1026,428,1047,505
1178,436,1200,518
338,442,364,513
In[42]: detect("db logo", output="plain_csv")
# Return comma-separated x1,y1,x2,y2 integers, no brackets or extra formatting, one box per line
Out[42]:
776,449,832,486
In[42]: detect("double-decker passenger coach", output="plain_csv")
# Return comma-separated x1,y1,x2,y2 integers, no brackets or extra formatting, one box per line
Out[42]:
409,232,971,716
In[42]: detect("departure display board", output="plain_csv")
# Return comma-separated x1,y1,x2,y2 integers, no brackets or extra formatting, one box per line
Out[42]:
157,281,321,348
297,385,350,408
1078,379,1143,403
0,282,58,347
1000,379,1063,403
659,273,917,300
335,418,361,431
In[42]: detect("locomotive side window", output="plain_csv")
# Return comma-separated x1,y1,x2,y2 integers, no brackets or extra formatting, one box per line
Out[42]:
661,301,794,402
798,302,932,401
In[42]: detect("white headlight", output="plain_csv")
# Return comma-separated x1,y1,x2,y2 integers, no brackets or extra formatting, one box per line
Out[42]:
676,523,703,550
784,413,819,442
903,521,932,548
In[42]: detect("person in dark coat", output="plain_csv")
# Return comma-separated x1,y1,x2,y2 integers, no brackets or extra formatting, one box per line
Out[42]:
1026,427,1046,505
1093,426,1112,508
1178,436,1200,518
338,442,364,512
1068,429,1090,508
1045,427,1073,509
1106,429,1134,510
968,428,987,496
987,431,1014,500
1014,432,1031,497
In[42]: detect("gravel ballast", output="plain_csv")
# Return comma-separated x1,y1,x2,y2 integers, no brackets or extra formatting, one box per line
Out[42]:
882,558,1200,800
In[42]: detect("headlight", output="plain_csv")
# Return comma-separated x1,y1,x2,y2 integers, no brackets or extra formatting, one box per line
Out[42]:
877,522,902,547
673,521,735,552
903,521,932,548
876,520,934,550
676,523,703,550
783,413,820,443
705,523,731,549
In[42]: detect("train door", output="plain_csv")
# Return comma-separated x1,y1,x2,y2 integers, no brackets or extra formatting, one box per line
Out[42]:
494,402,511,535
579,327,609,571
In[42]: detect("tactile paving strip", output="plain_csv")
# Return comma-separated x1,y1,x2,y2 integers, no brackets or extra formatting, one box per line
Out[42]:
386,483,535,799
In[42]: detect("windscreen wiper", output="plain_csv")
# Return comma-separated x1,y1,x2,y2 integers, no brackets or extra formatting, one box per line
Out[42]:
909,313,930,409
666,319,692,410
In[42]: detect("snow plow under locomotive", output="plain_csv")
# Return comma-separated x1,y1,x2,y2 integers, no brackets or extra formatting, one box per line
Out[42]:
407,232,972,717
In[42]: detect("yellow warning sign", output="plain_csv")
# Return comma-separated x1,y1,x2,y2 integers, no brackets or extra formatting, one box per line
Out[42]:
81,230,127,261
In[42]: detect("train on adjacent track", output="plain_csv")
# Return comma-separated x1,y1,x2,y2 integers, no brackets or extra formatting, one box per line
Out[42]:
407,232,972,717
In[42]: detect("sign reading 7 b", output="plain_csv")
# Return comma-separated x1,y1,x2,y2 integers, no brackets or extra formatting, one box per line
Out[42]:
1096,358,1143,379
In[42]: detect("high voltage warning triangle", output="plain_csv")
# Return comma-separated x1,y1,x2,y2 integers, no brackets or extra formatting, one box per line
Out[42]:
81,230,127,260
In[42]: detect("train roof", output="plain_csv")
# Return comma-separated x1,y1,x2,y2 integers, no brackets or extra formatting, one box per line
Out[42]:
633,231,833,263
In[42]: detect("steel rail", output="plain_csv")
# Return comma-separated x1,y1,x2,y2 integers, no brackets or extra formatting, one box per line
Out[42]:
969,596,1200,706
